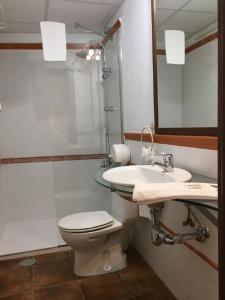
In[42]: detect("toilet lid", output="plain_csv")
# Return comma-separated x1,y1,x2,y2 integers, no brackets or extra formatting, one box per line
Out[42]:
58,211,114,232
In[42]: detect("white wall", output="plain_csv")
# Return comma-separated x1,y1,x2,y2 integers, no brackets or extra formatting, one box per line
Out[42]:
0,159,108,255
157,55,183,127
0,50,104,157
109,0,154,132
183,40,218,127
157,39,218,128
109,1,218,299
104,33,123,146
0,41,111,255
126,140,218,300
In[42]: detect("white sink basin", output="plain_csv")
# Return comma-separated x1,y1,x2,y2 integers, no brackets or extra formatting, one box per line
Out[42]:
103,165,192,187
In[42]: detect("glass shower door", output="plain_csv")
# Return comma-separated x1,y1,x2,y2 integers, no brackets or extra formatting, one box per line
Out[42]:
103,33,123,154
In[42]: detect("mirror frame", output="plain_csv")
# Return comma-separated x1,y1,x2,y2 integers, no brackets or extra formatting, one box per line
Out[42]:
151,0,218,136
218,0,225,298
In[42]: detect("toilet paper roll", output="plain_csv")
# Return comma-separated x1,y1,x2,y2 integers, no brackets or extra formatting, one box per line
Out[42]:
110,144,131,165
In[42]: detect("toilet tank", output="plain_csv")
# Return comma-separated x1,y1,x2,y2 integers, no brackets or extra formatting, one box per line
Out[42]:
111,193,139,223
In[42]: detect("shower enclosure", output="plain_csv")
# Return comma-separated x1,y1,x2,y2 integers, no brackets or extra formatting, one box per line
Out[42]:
0,32,123,256
102,33,124,155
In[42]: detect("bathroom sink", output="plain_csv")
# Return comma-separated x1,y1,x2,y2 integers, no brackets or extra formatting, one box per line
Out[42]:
103,165,192,187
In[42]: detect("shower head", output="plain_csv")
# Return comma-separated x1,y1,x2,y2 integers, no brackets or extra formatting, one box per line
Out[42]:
76,38,105,61
76,47,102,61
76,40,99,60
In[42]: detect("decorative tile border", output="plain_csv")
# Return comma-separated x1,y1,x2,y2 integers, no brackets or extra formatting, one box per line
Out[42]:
124,132,218,150
0,43,87,50
0,20,122,51
161,222,218,271
0,154,106,164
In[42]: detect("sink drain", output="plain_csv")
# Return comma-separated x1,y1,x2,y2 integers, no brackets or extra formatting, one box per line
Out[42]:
19,257,36,267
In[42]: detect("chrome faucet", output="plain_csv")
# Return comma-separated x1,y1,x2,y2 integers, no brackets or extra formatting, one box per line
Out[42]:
162,153,174,172
148,153,174,172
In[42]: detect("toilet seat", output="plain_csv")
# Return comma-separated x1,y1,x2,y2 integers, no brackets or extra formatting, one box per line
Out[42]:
58,211,114,233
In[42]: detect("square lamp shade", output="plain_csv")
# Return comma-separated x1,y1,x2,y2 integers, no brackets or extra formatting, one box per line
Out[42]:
165,30,185,65
40,21,67,62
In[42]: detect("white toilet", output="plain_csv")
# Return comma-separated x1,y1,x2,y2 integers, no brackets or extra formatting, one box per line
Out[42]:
58,194,138,276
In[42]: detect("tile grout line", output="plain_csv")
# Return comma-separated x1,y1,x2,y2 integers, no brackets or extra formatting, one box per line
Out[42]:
0,260,35,299
33,249,78,290
33,279,79,290
0,290,32,299
181,279,218,300
118,272,137,300
77,278,88,300
32,257,35,300
70,250,87,300
68,248,72,261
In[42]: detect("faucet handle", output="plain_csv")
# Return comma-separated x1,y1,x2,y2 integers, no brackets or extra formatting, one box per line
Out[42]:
162,153,174,169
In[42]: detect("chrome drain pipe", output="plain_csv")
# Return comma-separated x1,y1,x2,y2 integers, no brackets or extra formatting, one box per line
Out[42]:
148,204,210,246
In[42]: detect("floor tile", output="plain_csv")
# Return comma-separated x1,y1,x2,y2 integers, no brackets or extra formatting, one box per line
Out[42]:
0,248,177,300
0,292,33,300
34,251,76,288
35,281,84,300
120,249,166,297
0,258,33,298
80,272,132,300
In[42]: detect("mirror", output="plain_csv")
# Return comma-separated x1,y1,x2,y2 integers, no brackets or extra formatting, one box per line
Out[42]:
165,30,185,65
153,0,218,135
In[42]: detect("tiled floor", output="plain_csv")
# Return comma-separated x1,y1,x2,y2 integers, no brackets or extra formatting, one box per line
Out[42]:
0,248,177,300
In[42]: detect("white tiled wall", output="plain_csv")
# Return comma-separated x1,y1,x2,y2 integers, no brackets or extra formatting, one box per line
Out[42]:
157,56,183,127
108,0,218,298
107,0,219,298
108,0,154,132
0,159,111,255
157,40,217,128
0,50,104,157
104,34,123,145
0,45,111,255
53,160,108,219
157,144,218,179
183,40,217,127
126,140,217,180
126,140,218,300
2,163,56,222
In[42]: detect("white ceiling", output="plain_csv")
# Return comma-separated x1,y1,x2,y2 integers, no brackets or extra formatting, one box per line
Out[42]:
157,0,218,41
0,0,123,34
